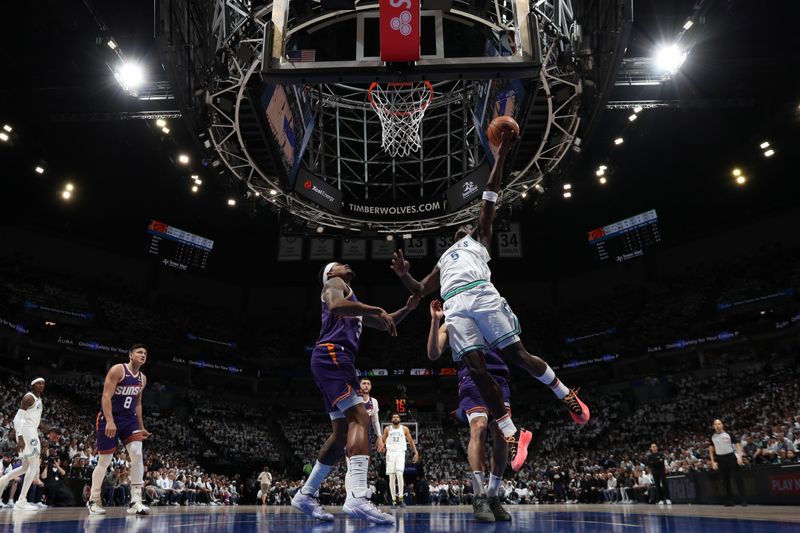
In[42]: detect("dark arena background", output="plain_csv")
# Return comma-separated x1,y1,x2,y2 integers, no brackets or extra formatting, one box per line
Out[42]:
1,0,799,531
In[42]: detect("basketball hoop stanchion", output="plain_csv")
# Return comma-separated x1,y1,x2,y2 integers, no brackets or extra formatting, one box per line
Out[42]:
368,80,433,158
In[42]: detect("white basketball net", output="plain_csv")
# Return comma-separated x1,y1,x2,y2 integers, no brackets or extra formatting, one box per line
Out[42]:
368,81,434,158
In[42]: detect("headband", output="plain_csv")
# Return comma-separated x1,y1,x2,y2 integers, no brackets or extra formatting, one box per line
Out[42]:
30,377,45,386
321,262,337,285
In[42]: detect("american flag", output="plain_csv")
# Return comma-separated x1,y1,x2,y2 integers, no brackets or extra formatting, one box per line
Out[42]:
287,49,316,62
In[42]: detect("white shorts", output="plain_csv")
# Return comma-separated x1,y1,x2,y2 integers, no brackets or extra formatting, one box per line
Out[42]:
443,282,520,360
385,451,406,474
21,426,40,458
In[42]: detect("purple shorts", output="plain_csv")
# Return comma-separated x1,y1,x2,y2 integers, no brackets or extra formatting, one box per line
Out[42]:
96,412,142,454
310,343,363,419
452,376,511,425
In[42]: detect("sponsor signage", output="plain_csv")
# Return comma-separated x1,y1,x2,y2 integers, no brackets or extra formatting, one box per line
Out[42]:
294,169,342,214
379,0,421,62
647,331,740,353
343,198,446,221
0,316,28,335
446,163,489,212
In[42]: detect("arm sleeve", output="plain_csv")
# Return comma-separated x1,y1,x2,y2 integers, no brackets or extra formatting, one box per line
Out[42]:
371,398,382,437
13,409,26,436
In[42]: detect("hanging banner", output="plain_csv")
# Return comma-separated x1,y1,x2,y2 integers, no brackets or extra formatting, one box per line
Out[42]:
342,239,367,261
434,236,451,258
379,0,421,62
497,223,522,258
309,238,335,260
404,238,427,258
278,236,303,261
372,239,396,259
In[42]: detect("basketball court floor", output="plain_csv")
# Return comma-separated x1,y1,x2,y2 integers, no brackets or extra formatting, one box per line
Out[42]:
1,505,799,532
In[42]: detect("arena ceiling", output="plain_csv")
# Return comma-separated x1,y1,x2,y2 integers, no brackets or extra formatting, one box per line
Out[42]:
0,0,798,280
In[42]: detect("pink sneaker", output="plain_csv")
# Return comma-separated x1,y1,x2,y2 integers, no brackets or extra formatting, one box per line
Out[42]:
564,388,590,425
510,429,533,471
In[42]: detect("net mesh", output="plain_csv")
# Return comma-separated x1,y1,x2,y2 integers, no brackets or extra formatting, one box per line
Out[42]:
368,81,434,158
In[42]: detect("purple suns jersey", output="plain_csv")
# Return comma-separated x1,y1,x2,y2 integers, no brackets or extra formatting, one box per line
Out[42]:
457,349,510,382
111,364,144,418
316,288,363,354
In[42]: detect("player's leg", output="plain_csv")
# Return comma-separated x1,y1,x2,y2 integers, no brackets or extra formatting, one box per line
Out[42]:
461,350,517,437
298,418,347,499
488,423,512,521
388,469,397,506
395,454,406,507
14,427,41,511
89,413,115,514
341,402,394,524
466,412,494,522
114,416,149,515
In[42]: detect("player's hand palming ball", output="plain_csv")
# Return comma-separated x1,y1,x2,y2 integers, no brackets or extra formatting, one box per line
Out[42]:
487,115,520,146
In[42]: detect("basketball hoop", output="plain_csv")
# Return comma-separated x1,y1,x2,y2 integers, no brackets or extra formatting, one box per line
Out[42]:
368,81,434,158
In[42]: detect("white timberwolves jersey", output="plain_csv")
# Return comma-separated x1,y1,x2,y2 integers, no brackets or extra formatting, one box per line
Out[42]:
386,426,407,453
24,394,43,428
437,235,491,298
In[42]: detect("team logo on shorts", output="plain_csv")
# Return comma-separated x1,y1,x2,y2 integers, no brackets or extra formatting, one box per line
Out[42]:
30,439,38,446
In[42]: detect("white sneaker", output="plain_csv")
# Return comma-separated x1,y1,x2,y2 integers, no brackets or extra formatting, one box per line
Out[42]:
87,500,107,515
291,492,334,521
342,497,396,525
127,501,150,515
35,502,47,508
657,500,665,505
14,501,40,512
666,499,672,505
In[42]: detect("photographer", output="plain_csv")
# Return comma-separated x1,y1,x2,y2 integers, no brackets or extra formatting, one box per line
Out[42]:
40,450,75,507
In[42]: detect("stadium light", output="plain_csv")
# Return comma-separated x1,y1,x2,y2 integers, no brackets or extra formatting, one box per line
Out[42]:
65,183,74,192
633,106,643,114
191,185,199,193
614,137,624,145
178,154,190,165
114,61,146,92
683,20,693,30
156,119,166,128
563,183,572,190
107,39,117,50
735,175,747,185
599,165,607,170
563,191,572,199
34,165,45,174
2,125,11,132
763,149,775,157
316,226,324,234
596,168,605,177
161,127,170,134
61,190,72,200
759,141,770,149
533,183,545,194
628,114,638,122
386,234,394,241
521,191,528,198
654,44,687,74
599,177,607,185
269,189,278,196
731,168,742,177
227,198,236,206
0,132,8,142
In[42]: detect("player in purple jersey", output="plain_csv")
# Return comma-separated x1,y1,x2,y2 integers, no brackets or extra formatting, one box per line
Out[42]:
427,300,530,523
291,262,418,525
359,378,384,453
87,344,151,516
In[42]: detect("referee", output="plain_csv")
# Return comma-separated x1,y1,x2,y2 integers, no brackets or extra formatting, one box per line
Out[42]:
709,419,746,506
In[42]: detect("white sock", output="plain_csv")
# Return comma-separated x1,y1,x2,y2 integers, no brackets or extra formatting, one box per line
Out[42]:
300,461,333,497
538,364,569,399
472,472,485,496
90,454,113,502
347,455,369,499
17,456,39,503
388,473,397,502
496,414,517,439
396,472,405,501
344,456,352,493
487,474,502,497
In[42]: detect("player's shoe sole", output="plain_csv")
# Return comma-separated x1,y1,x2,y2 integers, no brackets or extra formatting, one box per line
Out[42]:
342,497,395,525
291,492,334,521
564,388,590,425
87,500,107,515
510,429,533,471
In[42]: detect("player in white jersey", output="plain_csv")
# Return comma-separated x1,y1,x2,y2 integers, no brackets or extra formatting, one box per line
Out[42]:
391,132,590,444
381,413,419,508
0,377,46,512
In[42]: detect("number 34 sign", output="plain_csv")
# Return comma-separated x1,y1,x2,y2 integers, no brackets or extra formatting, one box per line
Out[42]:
497,223,522,258
380,0,420,62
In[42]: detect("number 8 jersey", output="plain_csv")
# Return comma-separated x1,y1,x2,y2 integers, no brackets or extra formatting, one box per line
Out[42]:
112,364,143,417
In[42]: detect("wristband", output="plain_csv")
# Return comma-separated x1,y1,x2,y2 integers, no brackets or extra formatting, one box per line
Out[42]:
482,191,499,203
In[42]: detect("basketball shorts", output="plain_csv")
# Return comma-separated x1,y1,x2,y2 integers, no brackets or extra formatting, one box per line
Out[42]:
453,376,511,425
21,426,40,458
310,343,364,420
385,451,406,474
443,282,520,361
96,412,143,454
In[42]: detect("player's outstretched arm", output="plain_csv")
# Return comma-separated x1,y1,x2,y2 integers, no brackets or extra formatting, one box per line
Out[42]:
364,294,419,332
476,131,517,250
426,300,448,361
324,277,397,334
391,250,440,297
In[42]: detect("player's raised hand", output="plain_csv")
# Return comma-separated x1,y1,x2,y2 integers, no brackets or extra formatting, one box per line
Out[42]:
379,310,398,336
498,130,517,158
390,250,410,277
429,299,444,321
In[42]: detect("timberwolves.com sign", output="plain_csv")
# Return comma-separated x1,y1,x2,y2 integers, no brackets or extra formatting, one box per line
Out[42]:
344,199,445,221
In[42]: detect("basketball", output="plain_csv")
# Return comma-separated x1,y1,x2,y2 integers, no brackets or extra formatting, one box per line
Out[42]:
487,115,520,146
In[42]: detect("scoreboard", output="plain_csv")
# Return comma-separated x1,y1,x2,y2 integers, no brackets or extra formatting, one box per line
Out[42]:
588,209,661,263
146,220,214,271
